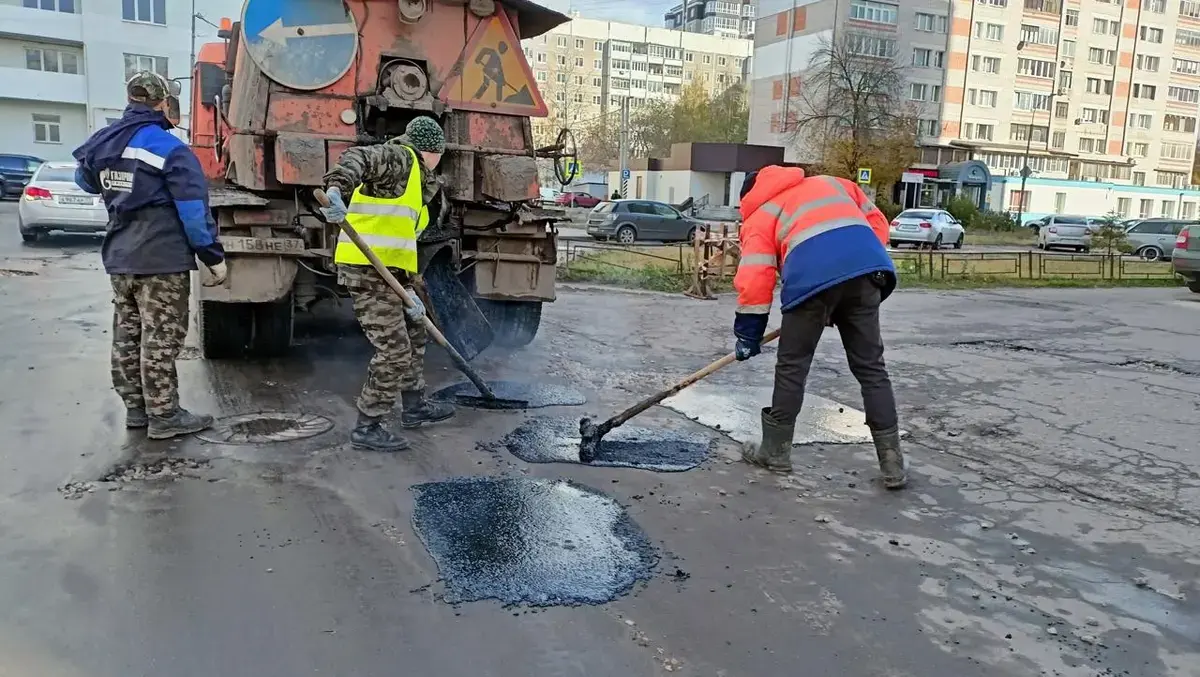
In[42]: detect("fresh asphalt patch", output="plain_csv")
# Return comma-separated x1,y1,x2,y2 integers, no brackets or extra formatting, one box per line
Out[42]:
430,380,587,410
490,416,710,472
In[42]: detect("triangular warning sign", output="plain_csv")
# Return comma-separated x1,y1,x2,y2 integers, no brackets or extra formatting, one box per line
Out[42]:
440,10,548,117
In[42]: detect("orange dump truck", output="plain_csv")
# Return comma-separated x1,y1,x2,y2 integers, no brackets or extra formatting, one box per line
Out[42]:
186,0,577,359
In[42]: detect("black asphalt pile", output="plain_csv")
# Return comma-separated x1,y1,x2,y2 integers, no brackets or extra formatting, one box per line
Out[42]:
412,476,657,607
493,416,709,472
430,380,587,410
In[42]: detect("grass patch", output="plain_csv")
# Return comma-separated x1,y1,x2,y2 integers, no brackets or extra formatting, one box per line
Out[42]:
963,229,1036,246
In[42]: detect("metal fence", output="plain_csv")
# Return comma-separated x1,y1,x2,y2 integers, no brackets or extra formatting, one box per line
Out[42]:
890,250,1179,281
557,240,693,274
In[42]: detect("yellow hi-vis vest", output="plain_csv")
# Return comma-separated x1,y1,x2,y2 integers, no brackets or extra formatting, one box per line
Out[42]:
334,147,430,272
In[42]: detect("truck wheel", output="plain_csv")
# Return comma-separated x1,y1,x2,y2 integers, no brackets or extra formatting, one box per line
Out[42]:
477,299,542,348
200,301,254,359
250,294,294,357
1188,280,1200,293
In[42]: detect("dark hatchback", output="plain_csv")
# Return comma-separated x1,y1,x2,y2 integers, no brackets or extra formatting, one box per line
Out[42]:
585,199,704,244
0,154,46,199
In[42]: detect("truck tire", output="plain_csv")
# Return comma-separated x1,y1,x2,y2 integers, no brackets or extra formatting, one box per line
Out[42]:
1187,279,1200,293
199,295,294,358
477,299,542,348
199,301,253,359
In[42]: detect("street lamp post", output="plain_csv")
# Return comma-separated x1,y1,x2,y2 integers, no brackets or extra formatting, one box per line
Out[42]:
1014,39,1059,226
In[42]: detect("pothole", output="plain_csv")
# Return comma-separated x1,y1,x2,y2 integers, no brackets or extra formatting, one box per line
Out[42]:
60,458,212,499
0,268,38,277
196,412,334,444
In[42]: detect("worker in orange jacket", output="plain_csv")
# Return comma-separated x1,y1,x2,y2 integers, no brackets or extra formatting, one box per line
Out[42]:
733,166,906,489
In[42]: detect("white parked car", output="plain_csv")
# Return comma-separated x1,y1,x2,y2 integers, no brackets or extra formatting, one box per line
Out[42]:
1036,215,1095,253
17,162,108,243
888,209,965,249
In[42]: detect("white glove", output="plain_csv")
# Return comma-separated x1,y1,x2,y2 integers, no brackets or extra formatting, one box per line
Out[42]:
404,290,426,322
203,261,228,287
320,187,348,223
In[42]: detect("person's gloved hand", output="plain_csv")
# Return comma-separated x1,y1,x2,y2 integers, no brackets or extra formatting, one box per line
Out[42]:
203,261,228,287
320,187,348,223
404,290,426,322
734,335,761,361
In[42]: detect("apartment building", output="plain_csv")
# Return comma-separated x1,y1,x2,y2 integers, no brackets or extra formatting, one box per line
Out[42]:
0,0,239,160
747,0,1200,219
664,0,756,40
524,17,752,143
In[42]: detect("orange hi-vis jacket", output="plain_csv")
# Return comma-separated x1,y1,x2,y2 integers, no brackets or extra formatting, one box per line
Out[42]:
733,166,897,341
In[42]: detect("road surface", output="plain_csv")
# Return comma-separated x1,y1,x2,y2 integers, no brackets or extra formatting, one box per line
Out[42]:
1,200,1197,676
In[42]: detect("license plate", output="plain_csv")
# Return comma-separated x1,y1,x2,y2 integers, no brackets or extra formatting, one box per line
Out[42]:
58,195,92,205
222,236,306,255
900,225,918,231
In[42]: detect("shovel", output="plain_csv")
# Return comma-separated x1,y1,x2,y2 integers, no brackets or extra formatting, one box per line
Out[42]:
314,189,527,409
578,328,782,461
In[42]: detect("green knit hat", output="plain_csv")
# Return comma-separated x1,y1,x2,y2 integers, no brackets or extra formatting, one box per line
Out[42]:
405,116,445,153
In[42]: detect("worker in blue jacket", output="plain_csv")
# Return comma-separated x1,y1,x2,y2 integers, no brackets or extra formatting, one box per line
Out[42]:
73,71,226,440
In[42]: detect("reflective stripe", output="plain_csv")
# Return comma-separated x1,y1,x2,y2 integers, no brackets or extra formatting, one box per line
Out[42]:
774,194,859,244
739,253,777,267
338,231,417,251
121,146,166,170
759,203,786,219
821,175,853,199
347,202,421,219
784,216,867,255
737,304,772,314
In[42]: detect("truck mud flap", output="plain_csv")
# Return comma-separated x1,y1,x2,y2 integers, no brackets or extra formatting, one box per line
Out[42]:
422,259,494,362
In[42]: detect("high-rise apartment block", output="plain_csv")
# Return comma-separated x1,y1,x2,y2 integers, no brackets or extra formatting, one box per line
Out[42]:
664,0,757,39
524,18,752,143
748,0,1200,218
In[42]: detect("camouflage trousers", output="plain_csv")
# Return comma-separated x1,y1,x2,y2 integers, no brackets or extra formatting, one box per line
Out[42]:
340,265,427,418
110,273,190,417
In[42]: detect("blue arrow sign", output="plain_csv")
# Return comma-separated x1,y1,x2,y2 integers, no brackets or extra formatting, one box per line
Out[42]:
242,0,359,91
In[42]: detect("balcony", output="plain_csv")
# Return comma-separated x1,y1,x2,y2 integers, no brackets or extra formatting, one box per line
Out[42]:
0,66,86,104
0,4,83,43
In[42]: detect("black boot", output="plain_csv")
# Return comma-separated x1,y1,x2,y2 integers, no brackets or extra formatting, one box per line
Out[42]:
351,413,410,452
126,408,149,429
871,425,908,489
147,408,214,440
741,407,794,472
400,389,456,429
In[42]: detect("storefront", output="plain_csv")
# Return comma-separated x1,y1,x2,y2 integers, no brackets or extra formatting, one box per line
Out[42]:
893,161,994,211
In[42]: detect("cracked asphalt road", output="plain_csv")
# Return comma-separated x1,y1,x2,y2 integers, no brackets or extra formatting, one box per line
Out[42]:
1,200,1198,676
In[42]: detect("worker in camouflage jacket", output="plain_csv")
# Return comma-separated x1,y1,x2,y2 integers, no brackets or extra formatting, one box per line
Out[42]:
320,116,454,452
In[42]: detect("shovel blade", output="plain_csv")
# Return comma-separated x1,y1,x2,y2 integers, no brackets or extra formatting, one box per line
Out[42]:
422,257,494,361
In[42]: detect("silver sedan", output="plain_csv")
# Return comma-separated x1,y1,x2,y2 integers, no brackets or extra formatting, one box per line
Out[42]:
888,209,965,249
17,162,108,243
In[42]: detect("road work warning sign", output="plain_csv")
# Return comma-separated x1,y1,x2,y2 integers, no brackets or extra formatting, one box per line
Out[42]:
441,11,548,117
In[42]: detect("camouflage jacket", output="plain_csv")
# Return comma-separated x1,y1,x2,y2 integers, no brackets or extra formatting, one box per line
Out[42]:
323,135,441,205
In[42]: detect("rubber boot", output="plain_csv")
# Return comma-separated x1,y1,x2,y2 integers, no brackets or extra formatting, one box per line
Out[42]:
871,425,908,490
126,408,149,429
351,413,410,452
740,407,794,472
147,408,214,440
400,389,456,429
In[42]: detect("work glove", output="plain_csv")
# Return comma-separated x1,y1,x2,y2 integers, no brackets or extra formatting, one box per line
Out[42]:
203,261,228,287
734,335,761,361
404,290,426,323
320,187,348,223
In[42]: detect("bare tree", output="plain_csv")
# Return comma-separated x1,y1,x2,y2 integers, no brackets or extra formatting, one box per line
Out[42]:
786,34,921,188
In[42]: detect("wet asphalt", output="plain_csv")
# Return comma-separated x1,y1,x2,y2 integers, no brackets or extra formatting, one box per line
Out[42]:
2,200,1199,676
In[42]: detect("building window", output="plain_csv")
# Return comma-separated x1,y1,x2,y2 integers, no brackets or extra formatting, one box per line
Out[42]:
915,12,948,33
847,34,897,58
1139,199,1153,218
557,36,568,47
1023,0,1060,12
1129,113,1152,129
1184,202,1197,219
1077,137,1102,154
122,0,165,25
574,93,583,103
703,54,711,64
1058,70,1072,91
917,119,939,137
718,56,727,66
1179,28,1200,47
1132,83,1157,100
593,59,601,68
1080,107,1110,124
575,39,584,49
977,0,1007,6
964,122,994,140
1051,131,1065,149
974,22,1004,40
592,95,601,104
971,55,1001,73
849,0,898,25
555,92,565,102
557,55,566,65
1013,90,1051,111
123,53,168,80
1060,40,1075,58
32,113,61,143
536,53,546,63
574,75,584,85
967,88,998,107
1065,9,1079,26
591,76,602,87
912,48,945,68
909,83,942,102
556,73,566,83
1092,18,1119,36
594,41,603,51
1117,197,1131,216
1136,55,1160,72
23,0,76,12
1183,1,1200,19
1133,171,1146,186
1163,114,1197,133
1020,23,1058,45
1088,48,1116,66
1173,58,1200,75
1162,200,1176,218
1054,101,1069,118
25,48,80,74
1017,57,1055,78
1010,190,1031,210
1085,77,1113,95
536,71,546,82
1054,192,1066,214
1124,141,1149,157
1142,0,1166,13
1010,124,1048,142
1168,86,1200,103
1139,26,1164,43
1161,142,1194,161
1157,170,1188,187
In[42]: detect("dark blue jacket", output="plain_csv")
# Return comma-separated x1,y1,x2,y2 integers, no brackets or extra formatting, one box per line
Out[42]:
73,104,224,275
